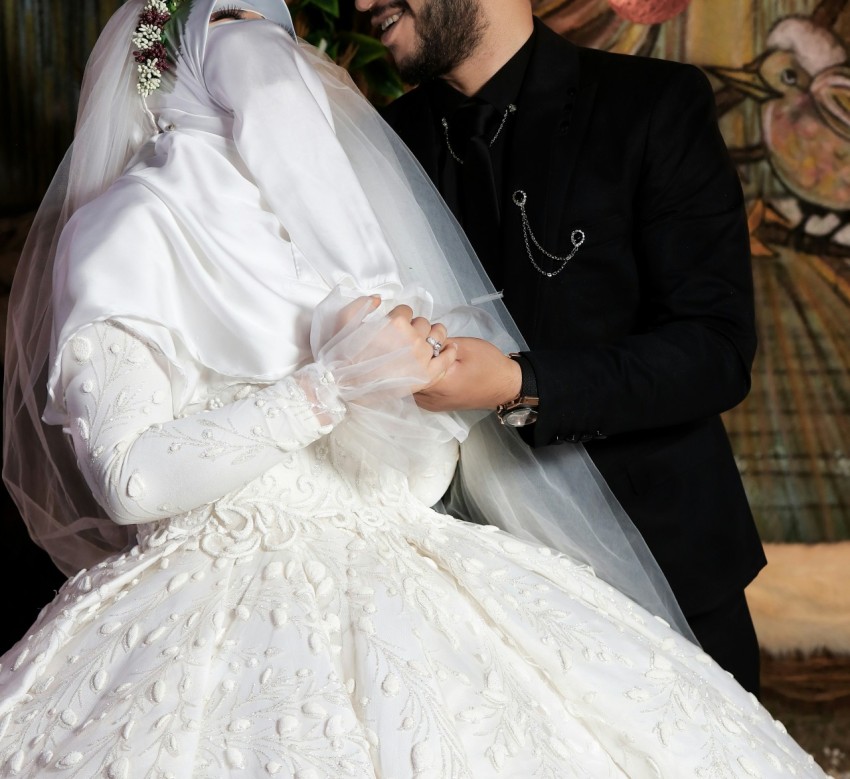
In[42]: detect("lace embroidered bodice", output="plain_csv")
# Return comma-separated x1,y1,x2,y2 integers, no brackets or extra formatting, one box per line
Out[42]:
58,321,456,539
0,322,825,778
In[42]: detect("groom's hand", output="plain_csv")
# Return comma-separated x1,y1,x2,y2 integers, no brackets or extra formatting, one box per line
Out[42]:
414,337,521,412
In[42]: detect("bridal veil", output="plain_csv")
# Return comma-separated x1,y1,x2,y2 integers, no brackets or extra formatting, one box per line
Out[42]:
3,0,694,640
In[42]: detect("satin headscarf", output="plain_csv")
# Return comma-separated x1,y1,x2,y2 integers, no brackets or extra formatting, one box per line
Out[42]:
47,0,413,418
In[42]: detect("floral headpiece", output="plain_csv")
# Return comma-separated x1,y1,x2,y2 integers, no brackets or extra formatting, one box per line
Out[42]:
132,0,184,97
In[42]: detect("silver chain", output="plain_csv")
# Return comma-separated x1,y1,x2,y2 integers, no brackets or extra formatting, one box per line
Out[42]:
512,190,585,278
441,103,517,165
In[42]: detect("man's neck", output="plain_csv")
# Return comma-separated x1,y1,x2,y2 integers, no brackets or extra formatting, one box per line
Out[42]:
440,8,534,97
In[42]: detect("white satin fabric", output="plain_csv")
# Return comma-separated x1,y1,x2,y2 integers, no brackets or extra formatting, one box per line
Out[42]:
48,19,406,416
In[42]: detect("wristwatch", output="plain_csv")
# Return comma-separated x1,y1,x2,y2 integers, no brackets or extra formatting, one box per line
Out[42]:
496,353,539,427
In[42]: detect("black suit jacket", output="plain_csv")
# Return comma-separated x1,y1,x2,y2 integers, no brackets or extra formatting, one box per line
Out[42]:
383,20,766,616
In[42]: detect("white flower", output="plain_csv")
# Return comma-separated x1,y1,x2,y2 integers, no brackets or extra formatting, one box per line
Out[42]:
132,24,162,49
137,61,162,97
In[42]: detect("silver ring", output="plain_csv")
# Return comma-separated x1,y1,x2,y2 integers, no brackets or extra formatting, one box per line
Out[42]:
426,336,443,357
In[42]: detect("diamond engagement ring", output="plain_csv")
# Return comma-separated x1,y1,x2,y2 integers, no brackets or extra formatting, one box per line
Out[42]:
426,336,443,357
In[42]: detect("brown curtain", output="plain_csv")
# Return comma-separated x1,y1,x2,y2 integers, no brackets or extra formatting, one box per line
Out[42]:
0,0,127,213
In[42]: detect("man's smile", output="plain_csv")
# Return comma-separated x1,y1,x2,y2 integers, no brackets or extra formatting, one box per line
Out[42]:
380,11,402,31
371,2,410,44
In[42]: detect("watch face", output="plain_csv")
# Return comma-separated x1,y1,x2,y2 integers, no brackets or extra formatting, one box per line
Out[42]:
501,407,538,427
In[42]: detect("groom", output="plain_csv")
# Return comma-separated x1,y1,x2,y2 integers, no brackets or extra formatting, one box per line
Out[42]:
355,0,766,694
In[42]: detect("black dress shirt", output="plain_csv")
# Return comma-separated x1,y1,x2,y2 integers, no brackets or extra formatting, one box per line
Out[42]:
427,30,535,286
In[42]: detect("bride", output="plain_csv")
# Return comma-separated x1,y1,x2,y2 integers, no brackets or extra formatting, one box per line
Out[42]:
0,0,826,776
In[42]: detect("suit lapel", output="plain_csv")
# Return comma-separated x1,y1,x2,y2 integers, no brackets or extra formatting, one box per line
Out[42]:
502,21,598,337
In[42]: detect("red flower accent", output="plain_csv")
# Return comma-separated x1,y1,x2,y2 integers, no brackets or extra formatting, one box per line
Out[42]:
140,9,170,26
134,43,171,71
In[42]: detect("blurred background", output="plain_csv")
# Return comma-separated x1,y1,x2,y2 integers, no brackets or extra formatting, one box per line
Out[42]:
2,0,849,772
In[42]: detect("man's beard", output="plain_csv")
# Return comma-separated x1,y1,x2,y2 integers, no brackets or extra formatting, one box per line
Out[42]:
395,0,485,84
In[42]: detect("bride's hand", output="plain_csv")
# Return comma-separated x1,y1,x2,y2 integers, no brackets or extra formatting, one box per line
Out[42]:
336,294,382,328
385,305,457,392
311,293,456,398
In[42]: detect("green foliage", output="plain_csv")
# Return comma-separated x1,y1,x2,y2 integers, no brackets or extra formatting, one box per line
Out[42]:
288,0,404,103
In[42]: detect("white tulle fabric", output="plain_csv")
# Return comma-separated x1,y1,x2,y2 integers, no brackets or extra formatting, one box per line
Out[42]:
5,0,692,643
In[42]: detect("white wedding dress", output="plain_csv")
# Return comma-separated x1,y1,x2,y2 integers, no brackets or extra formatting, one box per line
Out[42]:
0,7,827,776
0,321,824,778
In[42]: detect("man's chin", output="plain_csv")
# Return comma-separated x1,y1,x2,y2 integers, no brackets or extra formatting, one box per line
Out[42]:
394,55,425,85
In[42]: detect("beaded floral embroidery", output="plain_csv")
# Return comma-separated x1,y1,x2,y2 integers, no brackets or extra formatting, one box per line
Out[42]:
132,0,183,97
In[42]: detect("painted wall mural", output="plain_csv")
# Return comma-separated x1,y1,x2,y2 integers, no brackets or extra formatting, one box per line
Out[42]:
2,0,849,543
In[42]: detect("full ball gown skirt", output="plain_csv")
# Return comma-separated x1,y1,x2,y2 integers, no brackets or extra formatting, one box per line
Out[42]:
0,322,824,778
0,446,825,778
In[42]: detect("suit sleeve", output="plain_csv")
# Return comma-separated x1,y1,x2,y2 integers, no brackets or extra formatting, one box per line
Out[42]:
526,64,756,446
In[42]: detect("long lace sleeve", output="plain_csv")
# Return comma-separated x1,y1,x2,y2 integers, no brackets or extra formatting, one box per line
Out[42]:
59,321,345,526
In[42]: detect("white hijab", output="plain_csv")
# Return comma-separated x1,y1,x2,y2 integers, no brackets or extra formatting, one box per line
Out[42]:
4,0,695,642
49,1,422,415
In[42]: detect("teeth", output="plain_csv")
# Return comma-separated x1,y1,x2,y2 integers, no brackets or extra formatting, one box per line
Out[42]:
381,12,402,31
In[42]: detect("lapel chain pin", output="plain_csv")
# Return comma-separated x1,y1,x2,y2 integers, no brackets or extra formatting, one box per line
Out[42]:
441,104,517,165
512,190,585,278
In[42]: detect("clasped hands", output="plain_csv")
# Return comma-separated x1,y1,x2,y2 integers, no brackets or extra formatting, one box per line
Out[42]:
339,296,521,412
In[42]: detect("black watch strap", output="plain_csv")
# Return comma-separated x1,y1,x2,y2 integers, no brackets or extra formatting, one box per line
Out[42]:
496,353,540,427
511,353,538,399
